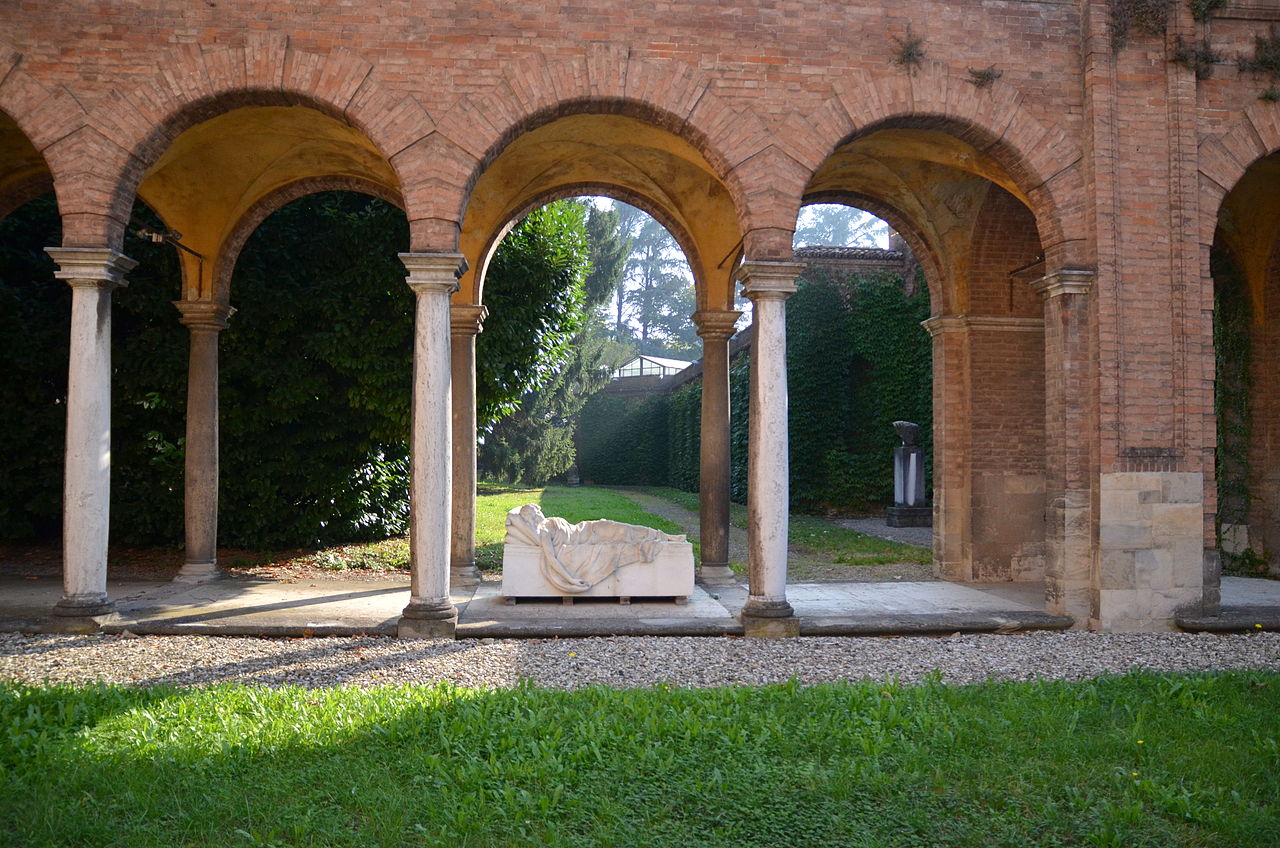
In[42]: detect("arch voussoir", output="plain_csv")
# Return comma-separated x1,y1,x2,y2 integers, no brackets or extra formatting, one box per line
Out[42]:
585,42,631,99
394,131,476,247
624,57,709,124
1245,102,1280,158
0,65,86,153
347,82,435,161
284,46,373,115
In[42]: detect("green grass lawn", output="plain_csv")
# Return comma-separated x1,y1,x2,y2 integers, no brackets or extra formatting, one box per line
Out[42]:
2,671,1276,847
641,487,931,565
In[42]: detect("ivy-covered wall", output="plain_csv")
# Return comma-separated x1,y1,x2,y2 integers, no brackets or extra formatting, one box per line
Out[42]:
579,268,932,513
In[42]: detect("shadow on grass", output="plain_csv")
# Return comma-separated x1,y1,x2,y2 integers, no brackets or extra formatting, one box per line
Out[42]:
2,672,1278,847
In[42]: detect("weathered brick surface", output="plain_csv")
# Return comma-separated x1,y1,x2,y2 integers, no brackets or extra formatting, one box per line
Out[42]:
1,0,1278,629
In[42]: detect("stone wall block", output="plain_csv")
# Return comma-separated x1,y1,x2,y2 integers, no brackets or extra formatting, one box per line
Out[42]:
1160,472,1202,504
1100,520,1152,550
1100,550,1135,589
1133,548,1173,590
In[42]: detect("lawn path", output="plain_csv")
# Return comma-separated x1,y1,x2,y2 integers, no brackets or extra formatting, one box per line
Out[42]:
614,488,934,582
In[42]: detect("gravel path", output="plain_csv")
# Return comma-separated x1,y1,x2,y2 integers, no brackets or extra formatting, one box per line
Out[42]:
2,631,1277,690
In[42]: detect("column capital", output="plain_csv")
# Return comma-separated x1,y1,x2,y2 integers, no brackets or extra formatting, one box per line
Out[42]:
921,314,1044,337
692,310,742,341
400,252,464,295
450,303,489,335
45,247,137,289
735,261,804,301
1031,268,1095,299
174,300,235,331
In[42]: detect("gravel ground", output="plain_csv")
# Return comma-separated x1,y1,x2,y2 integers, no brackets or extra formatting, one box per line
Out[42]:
2,631,1278,690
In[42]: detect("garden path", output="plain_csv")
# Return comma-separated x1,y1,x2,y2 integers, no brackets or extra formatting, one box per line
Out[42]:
614,489,935,582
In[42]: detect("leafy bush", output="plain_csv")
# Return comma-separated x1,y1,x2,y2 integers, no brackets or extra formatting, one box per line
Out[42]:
1,192,595,547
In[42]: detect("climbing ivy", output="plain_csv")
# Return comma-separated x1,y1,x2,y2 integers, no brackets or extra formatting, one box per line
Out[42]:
1212,245,1253,566
579,267,932,513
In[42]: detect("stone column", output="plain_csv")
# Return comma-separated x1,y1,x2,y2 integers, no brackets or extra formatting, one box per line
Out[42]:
398,253,463,638
173,300,234,582
692,310,741,584
45,247,137,624
449,303,487,588
737,261,803,637
1033,269,1095,624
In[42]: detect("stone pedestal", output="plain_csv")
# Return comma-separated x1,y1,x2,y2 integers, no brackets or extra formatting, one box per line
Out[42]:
398,253,463,639
737,261,803,632
46,248,137,625
693,309,741,584
174,300,234,583
450,303,487,588
887,439,930,527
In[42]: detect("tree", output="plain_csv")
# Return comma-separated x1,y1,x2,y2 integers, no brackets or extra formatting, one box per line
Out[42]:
0,191,602,546
476,201,592,428
478,200,631,485
793,204,888,248
612,202,698,357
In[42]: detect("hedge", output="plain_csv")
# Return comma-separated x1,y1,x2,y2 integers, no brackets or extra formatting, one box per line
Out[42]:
578,268,932,513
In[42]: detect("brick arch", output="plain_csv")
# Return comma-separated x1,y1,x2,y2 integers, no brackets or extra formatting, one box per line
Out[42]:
1197,103,1280,246
468,182,703,307
735,62,1085,267
212,176,404,303
79,34,432,250
426,48,769,235
801,189,946,313
0,43,93,237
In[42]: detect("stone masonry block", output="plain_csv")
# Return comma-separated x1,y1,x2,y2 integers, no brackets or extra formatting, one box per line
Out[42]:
1100,520,1152,550
1100,549,1135,589
1133,548,1173,590
1160,472,1203,504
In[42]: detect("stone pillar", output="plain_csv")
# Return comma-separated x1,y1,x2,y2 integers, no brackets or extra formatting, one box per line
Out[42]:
398,253,463,639
737,261,803,637
45,247,137,624
922,316,971,581
449,303,487,588
174,300,234,583
692,309,741,584
1034,269,1095,624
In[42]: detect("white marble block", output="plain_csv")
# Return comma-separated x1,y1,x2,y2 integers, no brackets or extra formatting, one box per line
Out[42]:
501,504,694,601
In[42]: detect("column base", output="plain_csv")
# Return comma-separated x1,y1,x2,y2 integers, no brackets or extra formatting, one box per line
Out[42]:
52,594,115,618
398,599,458,639
174,560,223,583
740,597,798,637
50,595,116,632
741,597,793,618
740,613,800,638
450,562,481,588
697,564,737,585
886,505,932,528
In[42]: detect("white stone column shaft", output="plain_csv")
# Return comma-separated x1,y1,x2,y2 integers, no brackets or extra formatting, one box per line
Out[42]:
399,253,463,638
45,247,137,619
738,261,803,633
174,301,234,582
450,303,487,588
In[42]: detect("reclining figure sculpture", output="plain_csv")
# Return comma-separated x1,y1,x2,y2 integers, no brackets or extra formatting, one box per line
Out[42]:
504,503,688,595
